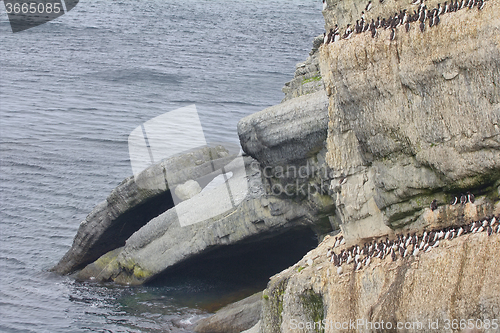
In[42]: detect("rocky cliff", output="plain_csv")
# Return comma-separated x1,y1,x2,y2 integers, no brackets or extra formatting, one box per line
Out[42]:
321,0,500,242
54,0,500,329
261,225,500,333
258,0,500,331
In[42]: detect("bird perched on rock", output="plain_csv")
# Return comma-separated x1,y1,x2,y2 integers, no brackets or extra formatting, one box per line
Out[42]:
467,191,475,203
430,199,438,211
460,193,467,204
366,1,373,11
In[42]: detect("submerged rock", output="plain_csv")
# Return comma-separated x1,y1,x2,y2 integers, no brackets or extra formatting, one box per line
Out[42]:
194,292,262,333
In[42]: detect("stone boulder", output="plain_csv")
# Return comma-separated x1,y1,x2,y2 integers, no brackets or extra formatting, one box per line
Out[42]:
238,90,329,167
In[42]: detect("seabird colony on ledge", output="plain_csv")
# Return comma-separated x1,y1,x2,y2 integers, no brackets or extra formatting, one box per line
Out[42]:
322,0,487,44
327,215,499,276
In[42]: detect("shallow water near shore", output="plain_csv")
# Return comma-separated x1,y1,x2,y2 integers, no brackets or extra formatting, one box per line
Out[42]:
0,0,323,331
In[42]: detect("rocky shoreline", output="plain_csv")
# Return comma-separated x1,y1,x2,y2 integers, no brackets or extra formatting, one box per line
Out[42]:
54,0,499,330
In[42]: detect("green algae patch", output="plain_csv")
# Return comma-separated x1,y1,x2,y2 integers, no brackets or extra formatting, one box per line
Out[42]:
302,75,322,85
299,289,325,333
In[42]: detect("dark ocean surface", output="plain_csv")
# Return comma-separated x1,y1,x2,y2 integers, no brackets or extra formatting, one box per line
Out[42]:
0,1,324,331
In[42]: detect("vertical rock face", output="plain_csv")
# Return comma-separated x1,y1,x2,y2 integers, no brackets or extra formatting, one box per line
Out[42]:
259,0,500,331
320,0,500,241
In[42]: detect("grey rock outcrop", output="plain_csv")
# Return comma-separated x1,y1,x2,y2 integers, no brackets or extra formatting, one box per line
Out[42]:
52,145,240,275
175,179,202,201
238,90,329,167
75,154,333,284
194,292,263,333
320,0,500,243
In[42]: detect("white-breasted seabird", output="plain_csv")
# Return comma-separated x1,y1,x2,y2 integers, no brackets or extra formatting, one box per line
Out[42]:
366,1,373,11
323,0,328,11
390,28,396,40
460,193,467,204
467,191,475,203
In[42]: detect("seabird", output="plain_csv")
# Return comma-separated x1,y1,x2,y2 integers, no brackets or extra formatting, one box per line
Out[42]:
323,0,328,10
343,25,353,39
444,1,449,12
467,191,475,203
487,226,493,236
460,194,467,205
366,1,373,11
390,28,396,40
450,196,458,205
457,227,464,238
430,199,438,211
412,0,420,5
339,176,347,185
478,0,485,9
340,236,346,245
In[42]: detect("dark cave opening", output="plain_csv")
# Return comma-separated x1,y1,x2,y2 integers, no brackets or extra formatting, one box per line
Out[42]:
148,227,318,311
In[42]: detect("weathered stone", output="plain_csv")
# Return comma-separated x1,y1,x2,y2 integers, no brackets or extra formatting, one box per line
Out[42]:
76,156,333,285
175,179,202,201
238,90,329,167
194,292,262,333
51,145,238,275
